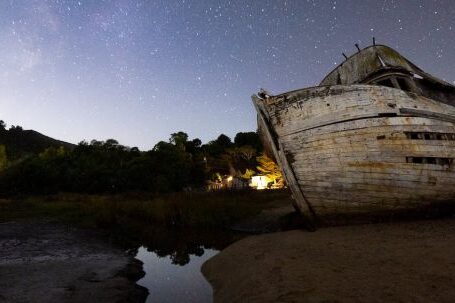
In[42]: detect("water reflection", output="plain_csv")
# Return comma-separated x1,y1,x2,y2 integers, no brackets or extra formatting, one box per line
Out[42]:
135,228,240,266
136,246,218,303
130,228,243,302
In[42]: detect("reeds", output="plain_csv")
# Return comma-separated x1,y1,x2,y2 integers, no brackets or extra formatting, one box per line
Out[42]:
1,190,292,230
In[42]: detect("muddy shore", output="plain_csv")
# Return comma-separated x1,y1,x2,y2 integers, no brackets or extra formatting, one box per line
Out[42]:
0,220,148,303
202,218,455,303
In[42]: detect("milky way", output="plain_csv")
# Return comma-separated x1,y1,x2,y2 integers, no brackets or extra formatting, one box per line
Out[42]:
0,0,454,149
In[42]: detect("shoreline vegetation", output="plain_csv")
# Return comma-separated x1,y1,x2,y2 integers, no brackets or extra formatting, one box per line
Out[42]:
0,119,293,254
1,189,293,229
0,121,282,198
1,190,296,252
1,188,303,269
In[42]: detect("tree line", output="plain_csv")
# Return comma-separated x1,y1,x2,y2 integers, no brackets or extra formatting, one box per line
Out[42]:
0,120,281,196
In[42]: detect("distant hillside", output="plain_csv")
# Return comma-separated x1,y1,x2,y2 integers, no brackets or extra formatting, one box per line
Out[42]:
0,124,74,160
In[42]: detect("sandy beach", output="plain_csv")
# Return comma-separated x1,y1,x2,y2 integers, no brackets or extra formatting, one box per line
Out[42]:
203,217,455,303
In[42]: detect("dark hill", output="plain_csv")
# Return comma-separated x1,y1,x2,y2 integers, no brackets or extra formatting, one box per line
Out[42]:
0,126,74,160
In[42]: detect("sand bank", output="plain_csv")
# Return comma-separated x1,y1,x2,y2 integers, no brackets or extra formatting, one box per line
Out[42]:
203,218,455,303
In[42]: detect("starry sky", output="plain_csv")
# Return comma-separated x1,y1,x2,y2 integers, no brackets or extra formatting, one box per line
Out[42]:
0,0,454,150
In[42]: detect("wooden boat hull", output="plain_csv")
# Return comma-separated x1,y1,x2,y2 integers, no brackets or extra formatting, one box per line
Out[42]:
254,85,455,226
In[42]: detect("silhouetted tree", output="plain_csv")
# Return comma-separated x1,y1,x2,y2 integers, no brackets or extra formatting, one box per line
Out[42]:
170,131,189,151
0,145,7,170
216,134,232,148
0,128,265,196
224,146,257,177
234,132,262,151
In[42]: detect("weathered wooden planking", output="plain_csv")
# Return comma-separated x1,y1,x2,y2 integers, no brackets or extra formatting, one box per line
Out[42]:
282,117,455,143
254,87,455,221
280,94,455,217
296,172,455,184
282,126,455,146
268,86,455,137
253,45,455,225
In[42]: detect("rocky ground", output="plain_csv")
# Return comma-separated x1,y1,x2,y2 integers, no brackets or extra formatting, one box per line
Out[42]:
0,220,148,303
203,217,455,303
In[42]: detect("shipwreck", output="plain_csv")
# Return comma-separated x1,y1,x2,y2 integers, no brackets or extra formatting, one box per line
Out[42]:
253,44,455,229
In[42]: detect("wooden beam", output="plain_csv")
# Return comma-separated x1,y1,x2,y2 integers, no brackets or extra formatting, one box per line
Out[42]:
252,95,318,231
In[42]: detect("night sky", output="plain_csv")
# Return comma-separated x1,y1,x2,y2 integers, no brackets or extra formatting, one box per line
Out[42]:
1,1,454,150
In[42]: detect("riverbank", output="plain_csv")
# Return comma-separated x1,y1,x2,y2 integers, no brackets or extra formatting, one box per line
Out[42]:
0,191,294,303
202,217,455,303
0,190,294,231
0,220,148,303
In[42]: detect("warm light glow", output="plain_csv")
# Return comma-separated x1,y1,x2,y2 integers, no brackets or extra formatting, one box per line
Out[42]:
250,175,269,190
227,176,233,182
